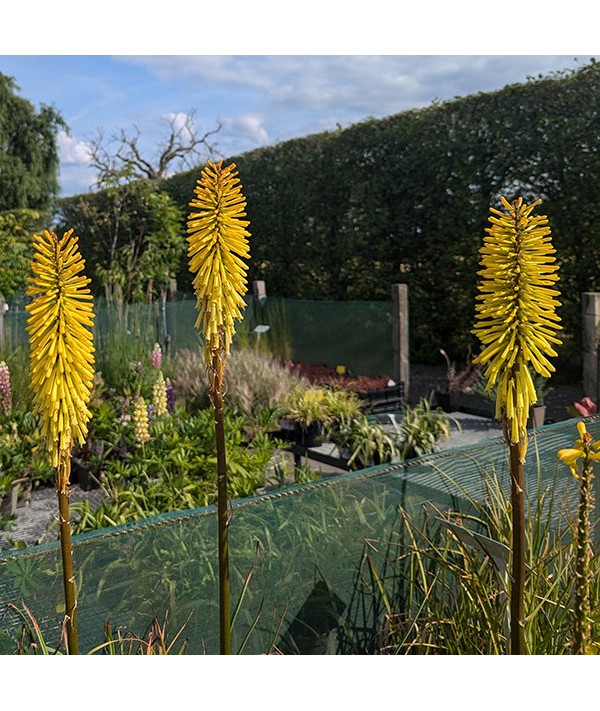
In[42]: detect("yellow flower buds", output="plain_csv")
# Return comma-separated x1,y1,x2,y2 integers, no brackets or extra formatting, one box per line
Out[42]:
472,197,562,453
557,420,600,479
187,159,250,364
152,371,168,416
25,229,95,486
133,396,150,446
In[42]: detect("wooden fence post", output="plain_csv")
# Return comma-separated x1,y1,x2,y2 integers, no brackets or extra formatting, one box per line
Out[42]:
392,284,410,399
582,292,600,399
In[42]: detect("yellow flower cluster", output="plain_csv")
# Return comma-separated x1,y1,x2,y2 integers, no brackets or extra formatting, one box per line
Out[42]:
152,371,167,416
557,421,600,478
25,229,95,477
472,197,562,449
187,160,250,364
133,396,150,445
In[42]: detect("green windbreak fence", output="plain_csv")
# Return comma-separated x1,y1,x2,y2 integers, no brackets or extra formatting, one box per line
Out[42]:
0,417,596,655
249,297,393,376
1,296,393,377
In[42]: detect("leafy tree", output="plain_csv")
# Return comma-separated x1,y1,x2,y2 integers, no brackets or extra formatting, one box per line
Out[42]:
56,178,183,303
134,191,184,301
0,209,45,299
0,73,66,211
56,110,217,303
57,58,600,373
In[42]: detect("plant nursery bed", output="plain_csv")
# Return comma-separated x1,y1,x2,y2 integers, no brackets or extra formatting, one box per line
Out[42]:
285,360,392,392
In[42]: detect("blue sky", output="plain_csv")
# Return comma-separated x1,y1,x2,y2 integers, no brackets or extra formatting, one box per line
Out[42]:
1,4,595,198
1,54,594,198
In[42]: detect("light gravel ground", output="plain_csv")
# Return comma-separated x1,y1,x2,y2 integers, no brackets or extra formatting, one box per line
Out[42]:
1,484,104,549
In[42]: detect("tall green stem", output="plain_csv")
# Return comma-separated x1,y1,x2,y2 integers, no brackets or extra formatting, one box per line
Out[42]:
508,440,525,655
574,463,594,654
211,354,231,655
57,460,79,655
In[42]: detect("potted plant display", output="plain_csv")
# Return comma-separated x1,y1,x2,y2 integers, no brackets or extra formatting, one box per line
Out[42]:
435,349,494,417
324,413,400,470
283,387,332,447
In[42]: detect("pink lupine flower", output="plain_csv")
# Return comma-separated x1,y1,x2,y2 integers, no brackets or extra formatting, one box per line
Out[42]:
151,343,162,369
0,361,12,415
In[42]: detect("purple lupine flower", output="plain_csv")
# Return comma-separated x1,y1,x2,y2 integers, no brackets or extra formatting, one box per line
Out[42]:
151,342,162,369
166,377,175,413
0,361,12,415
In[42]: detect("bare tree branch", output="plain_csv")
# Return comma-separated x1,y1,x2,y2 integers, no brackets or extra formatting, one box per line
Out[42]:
87,110,221,186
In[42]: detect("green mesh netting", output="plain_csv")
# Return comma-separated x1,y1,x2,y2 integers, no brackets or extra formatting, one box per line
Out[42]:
2,296,394,377
244,297,393,376
1,417,596,654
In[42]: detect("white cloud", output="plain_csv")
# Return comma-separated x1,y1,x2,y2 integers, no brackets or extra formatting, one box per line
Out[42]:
162,111,196,144
119,55,592,121
223,114,270,145
47,54,596,195
57,130,92,166
57,163,96,197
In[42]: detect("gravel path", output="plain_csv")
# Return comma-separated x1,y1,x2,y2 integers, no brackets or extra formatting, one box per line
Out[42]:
0,484,105,549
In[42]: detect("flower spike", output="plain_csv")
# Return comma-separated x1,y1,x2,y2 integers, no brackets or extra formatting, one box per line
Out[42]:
0,361,12,415
472,197,562,454
187,159,251,656
187,159,251,364
25,227,95,655
25,229,95,488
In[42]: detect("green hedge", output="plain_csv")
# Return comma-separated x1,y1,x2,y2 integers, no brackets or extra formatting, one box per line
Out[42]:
58,60,600,371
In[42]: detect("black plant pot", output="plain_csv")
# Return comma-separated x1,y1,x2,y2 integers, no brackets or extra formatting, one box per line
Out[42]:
294,421,323,448
434,391,495,418
70,458,99,491
434,391,453,412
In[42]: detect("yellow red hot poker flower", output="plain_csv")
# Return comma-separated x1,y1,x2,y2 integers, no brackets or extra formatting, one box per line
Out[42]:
187,159,251,656
26,229,95,487
187,159,250,364
557,420,600,479
472,196,562,455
